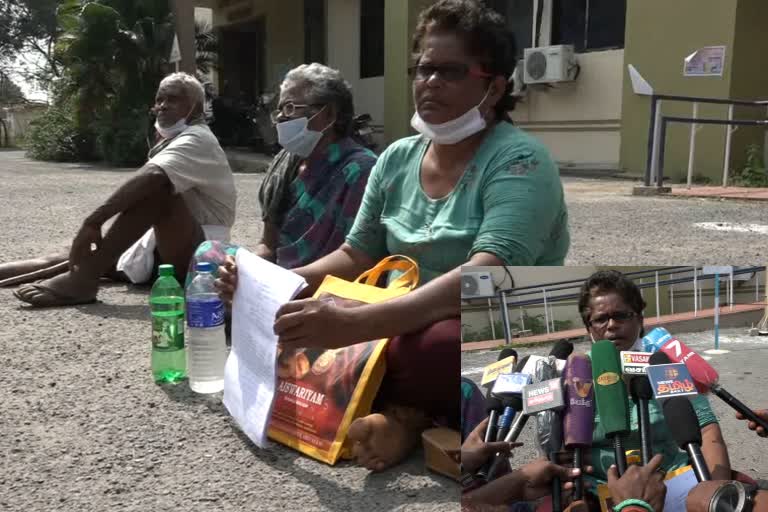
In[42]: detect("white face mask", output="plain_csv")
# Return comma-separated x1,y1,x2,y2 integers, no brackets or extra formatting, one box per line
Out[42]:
410,87,491,145
276,107,333,158
155,105,195,140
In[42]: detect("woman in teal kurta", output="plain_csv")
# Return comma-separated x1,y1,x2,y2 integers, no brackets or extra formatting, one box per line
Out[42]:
346,121,569,283
217,0,570,474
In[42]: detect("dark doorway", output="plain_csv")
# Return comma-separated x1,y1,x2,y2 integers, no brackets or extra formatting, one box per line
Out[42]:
218,18,266,103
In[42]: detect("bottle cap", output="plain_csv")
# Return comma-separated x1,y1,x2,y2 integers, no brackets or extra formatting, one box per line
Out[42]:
196,262,214,273
158,264,175,277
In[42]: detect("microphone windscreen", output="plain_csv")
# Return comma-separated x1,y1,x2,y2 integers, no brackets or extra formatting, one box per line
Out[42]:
629,376,655,402
662,396,702,448
551,340,574,360
486,396,503,414
563,353,594,447
509,394,523,411
591,340,630,435
499,348,518,361
534,357,558,383
649,351,672,365
514,355,531,372
659,336,719,392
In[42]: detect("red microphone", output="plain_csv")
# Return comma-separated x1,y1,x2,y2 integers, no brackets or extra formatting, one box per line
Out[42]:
659,335,768,432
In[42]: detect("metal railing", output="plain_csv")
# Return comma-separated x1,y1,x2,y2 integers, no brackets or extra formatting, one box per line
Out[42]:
644,94,768,188
464,266,765,344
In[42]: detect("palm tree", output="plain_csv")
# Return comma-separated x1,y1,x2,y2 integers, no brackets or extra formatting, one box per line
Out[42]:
194,20,218,77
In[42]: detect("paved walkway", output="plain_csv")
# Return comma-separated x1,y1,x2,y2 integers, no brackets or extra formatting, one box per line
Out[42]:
461,301,768,352
669,186,768,201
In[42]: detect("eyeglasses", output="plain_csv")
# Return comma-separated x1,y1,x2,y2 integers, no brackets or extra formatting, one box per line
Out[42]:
588,311,637,329
408,63,492,82
270,102,324,124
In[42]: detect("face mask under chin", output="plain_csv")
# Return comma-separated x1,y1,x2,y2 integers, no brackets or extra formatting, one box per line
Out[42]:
155,105,196,140
410,86,492,145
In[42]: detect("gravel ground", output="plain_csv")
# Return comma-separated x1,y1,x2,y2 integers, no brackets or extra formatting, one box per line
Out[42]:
461,327,768,484
563,178,768,264
3,150,768,511
0,151,457,512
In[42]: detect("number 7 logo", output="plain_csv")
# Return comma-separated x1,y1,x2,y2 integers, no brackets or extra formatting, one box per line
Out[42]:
665,339,682,359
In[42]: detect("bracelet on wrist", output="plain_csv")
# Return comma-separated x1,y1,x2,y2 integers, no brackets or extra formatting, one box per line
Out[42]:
613,499,654,512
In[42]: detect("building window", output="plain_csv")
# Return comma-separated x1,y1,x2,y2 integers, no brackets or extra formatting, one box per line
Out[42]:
304,0,326,64
485,0,533,59
552,0,626,52
360,0,385,78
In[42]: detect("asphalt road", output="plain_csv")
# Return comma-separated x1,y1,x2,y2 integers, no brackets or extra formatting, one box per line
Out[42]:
2,149,768,511
0,151,457,512
461,327,768,483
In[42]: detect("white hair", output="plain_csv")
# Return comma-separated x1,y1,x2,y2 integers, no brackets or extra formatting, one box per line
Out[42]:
280,63,355,136
159,72,205,108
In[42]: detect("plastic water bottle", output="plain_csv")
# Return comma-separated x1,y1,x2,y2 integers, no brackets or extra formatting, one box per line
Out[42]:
186,262,227,393
150,264,186,383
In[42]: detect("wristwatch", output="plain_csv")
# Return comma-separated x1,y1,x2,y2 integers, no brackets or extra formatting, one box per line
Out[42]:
708,481,758,512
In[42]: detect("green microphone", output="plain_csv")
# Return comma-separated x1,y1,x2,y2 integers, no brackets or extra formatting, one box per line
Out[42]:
591,340,630,475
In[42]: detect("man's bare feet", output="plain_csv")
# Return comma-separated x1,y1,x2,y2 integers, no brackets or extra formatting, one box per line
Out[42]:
13,271,98,307
348,405,431,472
0,254,68,281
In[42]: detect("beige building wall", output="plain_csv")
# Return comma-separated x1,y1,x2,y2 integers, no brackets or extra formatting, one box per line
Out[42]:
512,50,625,167
213,0,305,92
620,0,738,183
326,0,385,138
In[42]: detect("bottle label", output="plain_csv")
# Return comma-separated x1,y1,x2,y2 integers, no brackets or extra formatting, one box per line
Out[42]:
187,299,225,328
152,314,184,350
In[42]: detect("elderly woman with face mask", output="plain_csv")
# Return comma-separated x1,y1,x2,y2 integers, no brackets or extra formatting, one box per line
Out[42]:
579,270,734,502
190,64,376,273
216,0,569,473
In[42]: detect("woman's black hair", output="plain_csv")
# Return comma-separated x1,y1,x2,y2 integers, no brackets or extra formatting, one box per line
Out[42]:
578,270,647,334
411,0,518,120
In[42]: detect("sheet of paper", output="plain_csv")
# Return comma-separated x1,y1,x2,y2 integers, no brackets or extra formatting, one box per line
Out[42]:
223,248,307,448
663,465,698,511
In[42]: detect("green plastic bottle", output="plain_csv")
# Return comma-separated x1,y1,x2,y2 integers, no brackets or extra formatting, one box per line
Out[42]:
150,264,186,383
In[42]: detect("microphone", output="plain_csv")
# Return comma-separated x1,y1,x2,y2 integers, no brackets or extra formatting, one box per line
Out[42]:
662,396,712,482
480,349,520,444
480,348,518,388
563,353,594,501
481,395,526,482
647,352,698,401
658,335,768,432
551,340,575,360
528,357,566,512
478,357,529,481
621,350,654,465
629,376,655,465
483,396,503,443
591,340,630,476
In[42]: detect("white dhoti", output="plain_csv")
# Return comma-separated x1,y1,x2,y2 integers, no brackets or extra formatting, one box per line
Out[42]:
116,225,231,284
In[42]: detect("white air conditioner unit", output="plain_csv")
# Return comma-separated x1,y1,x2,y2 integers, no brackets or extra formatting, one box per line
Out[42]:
461,271,494,299
523,44,578,85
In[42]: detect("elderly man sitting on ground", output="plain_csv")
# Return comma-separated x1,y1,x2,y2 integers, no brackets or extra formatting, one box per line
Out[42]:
1,72,237,306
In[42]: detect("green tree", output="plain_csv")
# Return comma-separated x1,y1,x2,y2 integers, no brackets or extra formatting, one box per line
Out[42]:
0,0,62,89
31,0,175,163
0,72,27,105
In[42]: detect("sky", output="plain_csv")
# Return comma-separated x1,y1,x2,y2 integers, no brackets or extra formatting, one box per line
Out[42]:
8,50,50,103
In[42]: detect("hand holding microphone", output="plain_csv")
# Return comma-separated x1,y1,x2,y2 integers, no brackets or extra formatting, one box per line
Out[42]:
606,453,667,512
461,416,523,474
736,409,768,438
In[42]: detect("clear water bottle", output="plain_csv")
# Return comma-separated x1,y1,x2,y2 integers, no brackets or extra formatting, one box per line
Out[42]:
186,262,227,393
150,264,186,383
